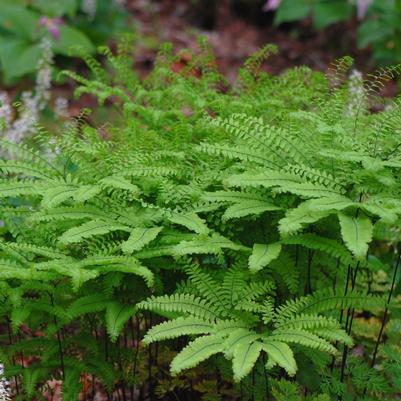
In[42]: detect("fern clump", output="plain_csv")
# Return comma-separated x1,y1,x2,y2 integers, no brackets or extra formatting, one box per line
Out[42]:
0,37,400,400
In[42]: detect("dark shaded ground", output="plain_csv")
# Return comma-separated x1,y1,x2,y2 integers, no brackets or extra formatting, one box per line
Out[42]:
128,0,374,81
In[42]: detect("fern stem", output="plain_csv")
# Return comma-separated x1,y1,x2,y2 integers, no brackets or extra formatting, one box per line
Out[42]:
262,353,270,401
305,249,315,294
131,316,141,397
49,293,65,380
104,329,112,401
147,312,154,400
370,248,401,367
6,320,19,396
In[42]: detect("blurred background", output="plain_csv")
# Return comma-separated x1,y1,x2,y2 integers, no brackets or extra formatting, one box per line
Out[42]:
0,0,400,129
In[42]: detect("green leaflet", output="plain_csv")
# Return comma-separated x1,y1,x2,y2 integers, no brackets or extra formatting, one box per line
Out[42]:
170,335,224,375
0,160,54,179
105,302,136,342
223,200,280,220
313,328,353,346
34,260,99,290
282,234,354,266
100,175,141,194
143,317,213,343
201,190,266,204
67,294,111,319
0,259,47,281
269,330,337,354
232,340,263,382
338,213,373,260
59,219,131,244
223,329,260,358
138,293,218,321
0,180,37,197
174,233,248,255
248,243,282,272
41,184,101,208
279,208,331,237
29,206,110,222
262,341,297,376
225,171,302,189
121,226,163,254
278,196,355,236
11,306,30,331
274,182,343,198
23,367,51,399
168,212,209,234
62,367,83,401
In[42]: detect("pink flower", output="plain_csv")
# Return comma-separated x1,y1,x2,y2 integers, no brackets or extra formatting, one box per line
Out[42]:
355,0,373,19
262,0,281,12
39,16,63,40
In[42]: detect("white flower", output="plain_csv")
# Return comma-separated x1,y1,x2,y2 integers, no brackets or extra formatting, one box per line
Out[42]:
346,69,366,117
0,364,11,401
0,92,12,129
82,0,97,19
54,97,69,118
1,37,54,154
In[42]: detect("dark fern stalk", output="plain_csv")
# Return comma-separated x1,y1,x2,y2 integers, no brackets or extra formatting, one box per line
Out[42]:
49,293,65,381
262,354,270,401
370,248,401,366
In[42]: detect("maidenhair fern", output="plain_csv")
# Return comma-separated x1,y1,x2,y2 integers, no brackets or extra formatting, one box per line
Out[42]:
0,36,400,401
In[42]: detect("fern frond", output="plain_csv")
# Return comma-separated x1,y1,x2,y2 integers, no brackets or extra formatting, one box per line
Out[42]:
59,219,131,244
262,340,297,376
138,294,219,321
143,317,213,343
170,335,224,375
338,213,373,260
121,226,163,254
232,340,263,382
248,243,282,272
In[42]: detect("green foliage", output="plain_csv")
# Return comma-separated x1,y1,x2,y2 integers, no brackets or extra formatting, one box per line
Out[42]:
272,0,401,66
0,37,401,400
0,0,127,84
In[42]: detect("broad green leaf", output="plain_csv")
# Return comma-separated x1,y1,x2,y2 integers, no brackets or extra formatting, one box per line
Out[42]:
121,226,163,254
32,0,78,17
105,302,136,342
357,19,392,48
312,2,351,29
275,0,311,25
0,38,41,83
338,213,373,260
0,4,39,39
249,243,282,272
51,24,95,56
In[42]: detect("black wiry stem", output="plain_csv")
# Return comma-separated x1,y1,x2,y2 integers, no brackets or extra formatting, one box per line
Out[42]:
371,249,400,365
49,293,65,381
262,353,270,401
362,249,401,397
